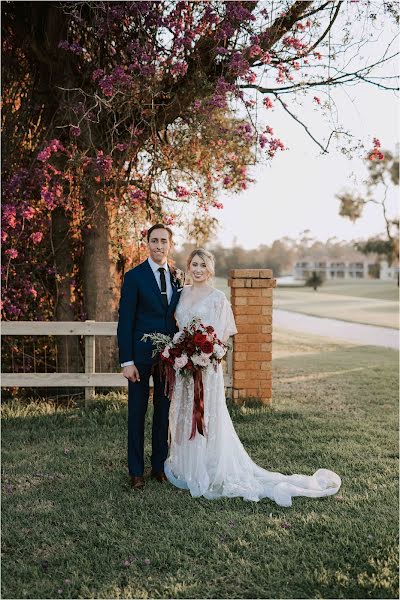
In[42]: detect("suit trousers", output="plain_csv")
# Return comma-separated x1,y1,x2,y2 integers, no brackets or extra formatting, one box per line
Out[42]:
127,363,170,476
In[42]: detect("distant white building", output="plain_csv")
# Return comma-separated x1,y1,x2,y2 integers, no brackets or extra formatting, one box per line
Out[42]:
294,259,371,281
380,260,400,281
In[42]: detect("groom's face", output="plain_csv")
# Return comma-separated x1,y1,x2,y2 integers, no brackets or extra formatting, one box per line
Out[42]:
147,228,171,264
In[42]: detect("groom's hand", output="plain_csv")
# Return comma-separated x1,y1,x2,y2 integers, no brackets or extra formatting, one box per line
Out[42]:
122,365,141,383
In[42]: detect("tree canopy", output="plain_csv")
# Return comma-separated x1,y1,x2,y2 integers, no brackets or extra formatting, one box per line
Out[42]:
2,0,398,324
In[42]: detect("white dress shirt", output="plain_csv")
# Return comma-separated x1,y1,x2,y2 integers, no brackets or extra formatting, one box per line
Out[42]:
121,257,173,367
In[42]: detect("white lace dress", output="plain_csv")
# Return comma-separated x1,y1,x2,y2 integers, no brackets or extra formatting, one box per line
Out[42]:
164,287,341,507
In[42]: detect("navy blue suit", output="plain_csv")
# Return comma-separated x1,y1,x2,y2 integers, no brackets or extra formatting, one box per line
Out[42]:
117,259,181,476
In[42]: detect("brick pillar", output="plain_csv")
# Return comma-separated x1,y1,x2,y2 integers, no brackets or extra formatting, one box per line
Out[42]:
228,269,277,405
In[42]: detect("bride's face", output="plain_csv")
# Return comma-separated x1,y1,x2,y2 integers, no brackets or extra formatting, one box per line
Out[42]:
189,255,210,284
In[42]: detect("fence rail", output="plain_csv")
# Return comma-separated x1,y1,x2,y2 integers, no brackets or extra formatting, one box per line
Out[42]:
2,321,233,404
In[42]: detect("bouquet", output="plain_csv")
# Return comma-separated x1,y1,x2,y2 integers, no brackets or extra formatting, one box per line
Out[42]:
142,318,228,439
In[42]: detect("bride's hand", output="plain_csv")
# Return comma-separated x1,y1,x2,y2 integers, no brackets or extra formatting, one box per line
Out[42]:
122,365,141,383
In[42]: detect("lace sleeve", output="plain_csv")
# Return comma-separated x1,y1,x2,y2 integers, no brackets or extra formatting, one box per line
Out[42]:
214,293,238,342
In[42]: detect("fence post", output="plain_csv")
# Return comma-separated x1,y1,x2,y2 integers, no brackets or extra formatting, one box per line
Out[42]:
85,320,96,406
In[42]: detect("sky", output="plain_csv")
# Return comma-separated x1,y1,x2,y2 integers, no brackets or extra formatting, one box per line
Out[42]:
174,9,399,250
212,83,398,249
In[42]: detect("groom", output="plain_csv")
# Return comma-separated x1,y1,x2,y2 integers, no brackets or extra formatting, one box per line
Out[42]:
117,224,182,489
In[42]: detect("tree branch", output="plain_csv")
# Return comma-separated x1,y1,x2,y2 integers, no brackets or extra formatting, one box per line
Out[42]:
274,95,328,153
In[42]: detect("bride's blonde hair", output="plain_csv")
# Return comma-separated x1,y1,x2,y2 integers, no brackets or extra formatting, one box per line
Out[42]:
186,248,215,280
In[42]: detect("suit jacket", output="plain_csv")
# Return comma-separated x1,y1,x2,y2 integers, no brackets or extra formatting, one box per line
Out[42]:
117,259,181,365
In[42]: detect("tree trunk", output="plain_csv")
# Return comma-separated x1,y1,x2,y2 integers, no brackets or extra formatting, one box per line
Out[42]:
51,207,82,374
82,198,121,373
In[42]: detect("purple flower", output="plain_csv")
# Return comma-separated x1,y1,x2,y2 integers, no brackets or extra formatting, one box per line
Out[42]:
170,61,188,77
69,42,83,55
225,3,256,22
209,94,227,109
130,189,146,203
42,189,56,210
98,75,115,97
95,151,113,178
70,126,81,137
228,52,250,77
92,69,104,81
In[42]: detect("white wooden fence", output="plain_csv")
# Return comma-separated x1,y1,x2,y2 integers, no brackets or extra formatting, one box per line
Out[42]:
1,321,233,405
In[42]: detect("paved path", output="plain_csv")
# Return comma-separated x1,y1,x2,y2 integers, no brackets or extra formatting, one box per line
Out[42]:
273,309,399,350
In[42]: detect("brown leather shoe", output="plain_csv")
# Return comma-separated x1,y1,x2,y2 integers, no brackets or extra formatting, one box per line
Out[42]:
131,475,145,489
151,471,167,483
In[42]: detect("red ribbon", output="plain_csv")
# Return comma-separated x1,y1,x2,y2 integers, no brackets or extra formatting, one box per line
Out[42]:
159,358,206,440
189,367,206,440
160,360,175,401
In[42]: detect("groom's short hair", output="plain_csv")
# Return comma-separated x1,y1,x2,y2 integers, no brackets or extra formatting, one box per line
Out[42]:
147,224,173,242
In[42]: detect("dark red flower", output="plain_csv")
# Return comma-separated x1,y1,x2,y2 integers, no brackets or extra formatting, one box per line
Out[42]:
169,348,181,358
206,325,215,334
185,341,196,355
194,333,207,346
201,340,213,354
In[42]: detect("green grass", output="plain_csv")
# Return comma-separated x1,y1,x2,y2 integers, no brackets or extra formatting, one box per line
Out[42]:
273,287,399,329
216,277,399,329
304,279,399,302
2,331,398,599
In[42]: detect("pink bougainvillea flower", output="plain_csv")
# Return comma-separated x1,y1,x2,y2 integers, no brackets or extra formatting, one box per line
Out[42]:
5,248,18,259
30,232,43,244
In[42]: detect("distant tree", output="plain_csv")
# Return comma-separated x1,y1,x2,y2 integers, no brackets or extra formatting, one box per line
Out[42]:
305,271,324,291
337,143,399,282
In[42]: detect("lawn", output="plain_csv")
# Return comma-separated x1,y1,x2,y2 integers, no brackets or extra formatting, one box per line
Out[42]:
2,331,398,599
216,277,399,329
301,279,399,302
273,287,398,329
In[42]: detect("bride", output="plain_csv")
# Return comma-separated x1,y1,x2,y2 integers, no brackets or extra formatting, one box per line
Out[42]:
164,248,341,507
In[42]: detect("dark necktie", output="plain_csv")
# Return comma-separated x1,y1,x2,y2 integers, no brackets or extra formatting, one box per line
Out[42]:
158,267,168,309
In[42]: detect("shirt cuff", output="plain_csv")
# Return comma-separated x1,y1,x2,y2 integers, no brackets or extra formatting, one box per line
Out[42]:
121,361,134,367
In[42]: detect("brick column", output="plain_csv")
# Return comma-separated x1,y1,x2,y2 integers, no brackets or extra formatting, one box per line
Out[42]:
228,269,277,405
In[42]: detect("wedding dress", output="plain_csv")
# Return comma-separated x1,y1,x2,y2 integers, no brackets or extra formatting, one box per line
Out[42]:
164,287,341,507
